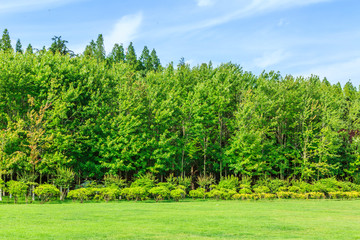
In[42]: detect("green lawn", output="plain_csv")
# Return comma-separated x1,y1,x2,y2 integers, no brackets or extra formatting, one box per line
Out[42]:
0,199,359,239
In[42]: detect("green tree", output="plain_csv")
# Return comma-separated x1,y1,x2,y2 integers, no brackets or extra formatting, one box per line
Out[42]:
125,42,138,68
95,34,105,61
150,49,161,71
25,44,33,54
108,43,125,63
49,36,73,55
1,29,12,52
15,39,23,54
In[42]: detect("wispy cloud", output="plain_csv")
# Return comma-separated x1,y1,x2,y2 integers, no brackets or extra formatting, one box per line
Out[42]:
104,13,143,53
254,49,291,68
196,0,216,7
0,0,84,13
177,0,331,32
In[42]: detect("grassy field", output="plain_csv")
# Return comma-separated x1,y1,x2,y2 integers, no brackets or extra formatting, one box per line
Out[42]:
0,199,359,239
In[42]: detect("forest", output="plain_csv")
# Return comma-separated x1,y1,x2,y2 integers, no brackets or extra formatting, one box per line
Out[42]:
0,28,359,190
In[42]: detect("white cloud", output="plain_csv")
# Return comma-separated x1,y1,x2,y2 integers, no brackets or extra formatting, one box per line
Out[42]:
182,0,331,31
0,0,83,13
254,50,291,68
104,13,143,54
196,0,216,7
298,58,360,86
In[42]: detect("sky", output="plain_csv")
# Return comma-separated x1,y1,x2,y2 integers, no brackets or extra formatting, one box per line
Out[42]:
0,0,359,86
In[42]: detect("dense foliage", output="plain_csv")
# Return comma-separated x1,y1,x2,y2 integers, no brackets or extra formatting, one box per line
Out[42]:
0,29,359,192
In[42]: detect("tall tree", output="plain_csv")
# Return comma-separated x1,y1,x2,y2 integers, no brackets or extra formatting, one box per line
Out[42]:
150,49,161,71
108,43,125,63
125,42,138,68
49,36,72,55
140,46,152,71
26,44,33,54
15,39,23,54
83,40,96,58
95,34,105,61
1,29,12,52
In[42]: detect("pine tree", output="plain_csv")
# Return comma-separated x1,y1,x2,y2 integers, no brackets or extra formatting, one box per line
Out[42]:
15,39,23,53
49,36,71,55
26,44,33,54
109,43,125,63
1,29,13,52
84,40,96,57
140,46,152,71
95,34,105,61
150,49,161,71
125,42,137,68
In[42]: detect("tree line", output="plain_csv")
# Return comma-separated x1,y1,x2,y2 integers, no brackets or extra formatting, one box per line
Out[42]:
0,28,359,189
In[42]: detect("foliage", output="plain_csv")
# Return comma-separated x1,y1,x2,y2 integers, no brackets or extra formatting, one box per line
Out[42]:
121,187,148,201
189,188,206,199
34,184,60,203
170,188,186,201
218,175,239,190
149,186,170,202
67,188,91,203
7,181,28,203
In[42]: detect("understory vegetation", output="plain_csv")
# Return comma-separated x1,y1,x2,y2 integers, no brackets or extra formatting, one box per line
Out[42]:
0,29,359,204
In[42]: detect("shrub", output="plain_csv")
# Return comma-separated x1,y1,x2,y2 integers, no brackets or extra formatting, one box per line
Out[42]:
207,189,223,200
253,186,270,194
94,187,120,202
306,192,326,199
288,186,301,193
34,184,60,203
267,179,289,193
263,193,276,200
177,176,192,191
121,187,148,201
291,180,312,193
329,191,360,199
278,186,288,192
170,188,186,201
104,175,126,188
218,175,239,191
131,173,156,192
189,188,206,199
7,181,28,204
276,191,292,199
196,175,215,190
239,188,252,194
149,186,170,202
68,188,91,203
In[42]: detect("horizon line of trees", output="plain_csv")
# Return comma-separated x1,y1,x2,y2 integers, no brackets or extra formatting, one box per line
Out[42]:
0,28,359,188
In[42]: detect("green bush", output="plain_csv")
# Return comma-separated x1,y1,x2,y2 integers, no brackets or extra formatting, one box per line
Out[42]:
218,175,239,191
177,176,192,191
34,184,60,203
121,187,148,201
267,179,289,193
189,188,206,199
253,186,271,194
288,186,301,193
170,188,186,201
276,191,292,199
149,186,170,202
94,187,120,202
131,173,156,192
239,188,252,194
7,181,28,204
68,188,91,203
306,192,326,199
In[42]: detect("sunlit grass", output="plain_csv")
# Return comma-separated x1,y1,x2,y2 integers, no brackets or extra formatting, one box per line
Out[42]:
0,199,359,239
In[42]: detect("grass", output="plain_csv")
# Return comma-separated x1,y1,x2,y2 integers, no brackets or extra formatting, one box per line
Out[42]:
0,199,360,239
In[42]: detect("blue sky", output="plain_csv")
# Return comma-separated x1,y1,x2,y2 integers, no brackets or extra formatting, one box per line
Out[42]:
0,0,359,86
